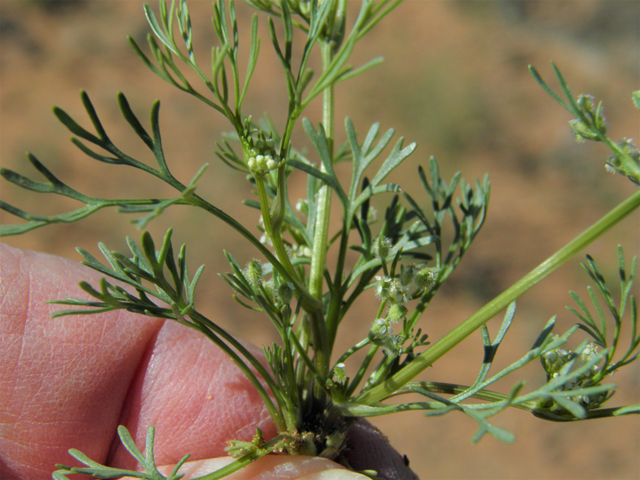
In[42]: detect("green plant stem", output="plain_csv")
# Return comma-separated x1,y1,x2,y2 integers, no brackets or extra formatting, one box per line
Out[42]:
308,43,335,303
187,192,321,315
193,434,288,480
254,175,298,280
355,187,640,405
392,381,536,411
304,40,336,377
252,174,330,385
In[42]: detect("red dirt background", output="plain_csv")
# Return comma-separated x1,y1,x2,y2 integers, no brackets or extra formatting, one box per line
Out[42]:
1,1,639,478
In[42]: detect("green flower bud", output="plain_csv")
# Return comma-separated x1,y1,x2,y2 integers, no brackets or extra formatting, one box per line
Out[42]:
381,334,405,358
245,259,263,288
373,235,391,260
541,336,573,379
579,343,601,378
570,94,608,141
331,362,346,383
262,279,275,302
413,266,436,290
569,119,600,142
277,282,295,305
576,94,596,113
398,264,417,286
387,303,408,322
606,138,640,184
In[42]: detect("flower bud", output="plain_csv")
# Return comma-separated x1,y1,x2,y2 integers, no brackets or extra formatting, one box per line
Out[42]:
245,259,263,288
381,334,405,358
373,235,391,261
398,264,417,286
387,303,408,322
569,119,600,142
576,94,596,113
606,139,640,184
413,266,436,290
277,282,295,305
332,362,346,383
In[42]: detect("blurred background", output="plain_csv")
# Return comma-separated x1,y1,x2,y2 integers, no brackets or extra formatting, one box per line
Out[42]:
1,0,639,478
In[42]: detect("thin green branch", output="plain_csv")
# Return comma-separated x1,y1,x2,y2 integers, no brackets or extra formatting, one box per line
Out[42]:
355,188,640,405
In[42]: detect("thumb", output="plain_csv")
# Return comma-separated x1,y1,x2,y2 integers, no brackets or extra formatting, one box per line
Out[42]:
126,455,370,479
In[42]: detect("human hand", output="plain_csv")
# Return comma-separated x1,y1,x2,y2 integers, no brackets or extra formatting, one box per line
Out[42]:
0,244,417,480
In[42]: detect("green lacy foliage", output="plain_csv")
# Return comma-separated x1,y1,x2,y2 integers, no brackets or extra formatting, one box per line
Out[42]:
1,1,639,479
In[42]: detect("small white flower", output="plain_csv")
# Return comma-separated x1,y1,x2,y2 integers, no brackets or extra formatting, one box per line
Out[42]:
370,318,393,336
259,233,272,246
389,279,411,304
374,275,392,299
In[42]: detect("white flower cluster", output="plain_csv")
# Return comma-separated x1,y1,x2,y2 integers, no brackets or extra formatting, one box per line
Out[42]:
542,337,608,408
247,153,280,176
368,265,436,357
375,276,412,304
369,305,408,358
290,244,313,258
371,317,395,337
374,265,436,306
368,318,405,358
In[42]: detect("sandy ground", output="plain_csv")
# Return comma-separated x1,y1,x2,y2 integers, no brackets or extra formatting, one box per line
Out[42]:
1,1,639,478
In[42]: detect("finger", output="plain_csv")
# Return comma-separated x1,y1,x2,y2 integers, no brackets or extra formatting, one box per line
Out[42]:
126,455,369,480
0,245,275,479
0,244,417,480
0,244,163,480
109,319,276,469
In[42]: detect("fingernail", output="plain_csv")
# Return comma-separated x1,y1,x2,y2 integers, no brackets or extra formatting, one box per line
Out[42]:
297,469,371,480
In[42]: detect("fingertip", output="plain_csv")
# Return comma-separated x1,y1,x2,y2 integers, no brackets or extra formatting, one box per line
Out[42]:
149,455,359,480
297,469,371,480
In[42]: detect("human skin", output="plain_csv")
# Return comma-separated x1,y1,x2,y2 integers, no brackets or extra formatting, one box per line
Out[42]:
0,244,417,480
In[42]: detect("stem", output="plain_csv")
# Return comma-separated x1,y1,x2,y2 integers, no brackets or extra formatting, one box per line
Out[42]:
304,41,336,377
188,192,323,317
193,435,288,480
355,187,640,404
308,43,335,302
326,217,350,349
254,175,298,280
392,381,536,412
